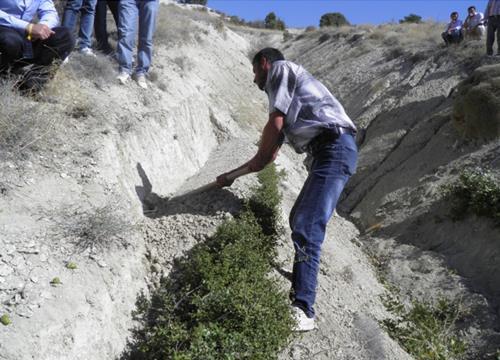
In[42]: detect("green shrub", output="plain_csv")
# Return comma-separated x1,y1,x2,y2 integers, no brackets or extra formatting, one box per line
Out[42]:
264,12,286,31
126,164,293,359
382,294,467,360
1,314,11,326
443,169,500,222
399,14,422,24
319,12,350,28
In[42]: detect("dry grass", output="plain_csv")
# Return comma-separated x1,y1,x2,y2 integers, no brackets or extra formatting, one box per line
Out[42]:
452,64,500,140
154,4,222,47
0,77,54,161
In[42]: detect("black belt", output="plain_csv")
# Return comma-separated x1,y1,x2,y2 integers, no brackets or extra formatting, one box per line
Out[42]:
307,127,356,154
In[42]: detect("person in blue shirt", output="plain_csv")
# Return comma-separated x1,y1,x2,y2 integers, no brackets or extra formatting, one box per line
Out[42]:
0,0,74,91
441,11,464,45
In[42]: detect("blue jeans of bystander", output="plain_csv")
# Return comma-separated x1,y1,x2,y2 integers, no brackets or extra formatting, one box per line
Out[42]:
117,0,159,75
62,0,98,50
289,133,358,318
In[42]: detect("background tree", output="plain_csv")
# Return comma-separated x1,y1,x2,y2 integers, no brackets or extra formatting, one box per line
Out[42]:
265,12,286,30
319,12,350,27
180,0,208,5
399,14,422,24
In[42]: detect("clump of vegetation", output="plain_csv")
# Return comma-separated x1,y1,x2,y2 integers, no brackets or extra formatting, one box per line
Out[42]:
452,64,500,141
265,12,286,30
382,293,467,360
50,277,62,286
319,12,350,28
57,202,134,252
400,14,423,24
442,169,500,223
1,314,11,326
125,165,293,359
0,77,53,161
66,262,78,270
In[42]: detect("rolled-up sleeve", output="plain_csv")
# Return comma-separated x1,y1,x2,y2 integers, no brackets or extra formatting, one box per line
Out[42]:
267,63,296,116
37,0,59,28
0,9,29,30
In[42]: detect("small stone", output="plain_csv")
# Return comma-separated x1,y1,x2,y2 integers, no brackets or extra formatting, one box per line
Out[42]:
0,264,13,277
30,276,38,283
60,173,69,179
39,254,48,262
97,260,107,268
4,245,16,255
16,306,33,318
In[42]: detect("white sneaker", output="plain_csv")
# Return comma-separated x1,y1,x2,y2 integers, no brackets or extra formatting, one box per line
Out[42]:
79,47,96,57
117,71,130,85
291,306,316,332
136,74,148,89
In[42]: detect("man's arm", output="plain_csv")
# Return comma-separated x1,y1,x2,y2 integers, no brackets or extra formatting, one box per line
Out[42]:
0,9,30,30
37,0,59,28
217,111,285,187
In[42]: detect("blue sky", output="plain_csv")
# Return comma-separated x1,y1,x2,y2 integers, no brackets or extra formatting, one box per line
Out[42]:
208,0,489,28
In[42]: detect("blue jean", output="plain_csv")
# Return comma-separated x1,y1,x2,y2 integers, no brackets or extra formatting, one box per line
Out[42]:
117,0,159,75
289,133,358,318
62,0,98,50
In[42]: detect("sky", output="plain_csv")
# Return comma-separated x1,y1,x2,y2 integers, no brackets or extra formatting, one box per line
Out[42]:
208,0,489,28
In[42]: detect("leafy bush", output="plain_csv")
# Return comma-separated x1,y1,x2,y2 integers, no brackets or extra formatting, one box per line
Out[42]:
319,12,350,28
400,14,423,24
382,294,467,360
442,169,500,222
125,165,293,359
264,12,286,31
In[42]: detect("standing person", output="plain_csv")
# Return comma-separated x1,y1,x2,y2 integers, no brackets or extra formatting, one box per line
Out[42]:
485,0,500,56
216,48,358,332
62,0,97,56
116,0,159,89
442,11,463,45
94,0,119,55
0,0,74,91
463,6,485,40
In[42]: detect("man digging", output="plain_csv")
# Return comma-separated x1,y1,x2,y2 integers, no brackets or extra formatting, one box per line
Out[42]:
216,48,358,331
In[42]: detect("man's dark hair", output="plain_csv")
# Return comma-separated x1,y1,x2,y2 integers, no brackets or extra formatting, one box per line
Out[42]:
451,11,459,17
468,6,476,12
252,48,285,65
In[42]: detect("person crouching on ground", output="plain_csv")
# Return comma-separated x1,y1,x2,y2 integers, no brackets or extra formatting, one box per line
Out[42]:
62,0,97,56
442,11,463,45
116,0,159,89
216,48,358,332
0,0,74,92
463,6,486,40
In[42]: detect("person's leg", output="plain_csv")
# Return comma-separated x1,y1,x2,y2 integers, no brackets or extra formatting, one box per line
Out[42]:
116,0,138,75
441,32,449,45
62,0,84,33
32,27,75,65
486,19,495,55
0,26,25,72
495,17,500,54
19,27,75,92
135,0,159,75
107,0,120,27
77,0,98,50
94,0,110,51
290,134,358,318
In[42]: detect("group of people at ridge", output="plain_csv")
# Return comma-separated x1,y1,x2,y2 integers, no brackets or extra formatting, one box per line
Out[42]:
442,0,500,56
0,0,159,91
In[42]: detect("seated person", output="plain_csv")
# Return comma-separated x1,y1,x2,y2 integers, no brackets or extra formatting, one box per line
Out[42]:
442,11,464,45
0,0,74,91
463,6,486,39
